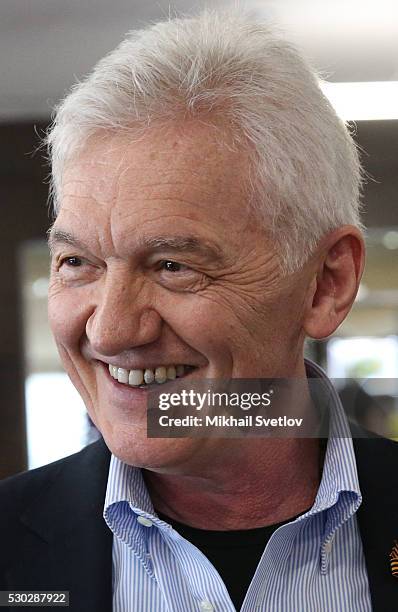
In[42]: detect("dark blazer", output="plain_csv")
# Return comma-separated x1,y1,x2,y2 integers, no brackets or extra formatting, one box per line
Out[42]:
0,433,397,611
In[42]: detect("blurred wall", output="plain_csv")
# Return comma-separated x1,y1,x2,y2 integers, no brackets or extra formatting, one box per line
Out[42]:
0,122,49,478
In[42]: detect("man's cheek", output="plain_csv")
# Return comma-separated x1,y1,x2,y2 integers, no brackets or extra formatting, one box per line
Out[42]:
48,297,66,339
48,294,87,345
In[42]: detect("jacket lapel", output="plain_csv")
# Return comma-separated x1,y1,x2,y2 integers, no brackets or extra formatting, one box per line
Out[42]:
6,439,112,612
354,435,398,611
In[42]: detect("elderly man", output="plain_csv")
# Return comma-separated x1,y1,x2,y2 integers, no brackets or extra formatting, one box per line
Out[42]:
1,10,397,612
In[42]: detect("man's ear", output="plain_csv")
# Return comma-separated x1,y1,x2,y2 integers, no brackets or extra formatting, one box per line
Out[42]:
303,226,365,340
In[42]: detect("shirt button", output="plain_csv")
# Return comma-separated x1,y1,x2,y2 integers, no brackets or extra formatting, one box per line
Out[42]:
324,539,333,553
137,515,153,527
199,601,214,612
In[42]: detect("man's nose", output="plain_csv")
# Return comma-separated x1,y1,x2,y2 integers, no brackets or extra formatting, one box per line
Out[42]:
85,274,162,355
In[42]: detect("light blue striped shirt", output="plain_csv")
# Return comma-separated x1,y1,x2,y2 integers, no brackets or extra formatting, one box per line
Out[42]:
104,361,372,611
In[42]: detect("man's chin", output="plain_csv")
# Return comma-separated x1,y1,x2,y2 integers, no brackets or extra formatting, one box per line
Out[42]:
101,429,202,472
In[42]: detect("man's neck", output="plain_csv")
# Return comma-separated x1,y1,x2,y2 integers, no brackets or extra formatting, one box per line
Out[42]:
144,437,321,530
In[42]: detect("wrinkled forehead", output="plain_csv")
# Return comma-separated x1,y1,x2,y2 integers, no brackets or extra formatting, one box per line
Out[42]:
55,123,267,260
60,121,252,206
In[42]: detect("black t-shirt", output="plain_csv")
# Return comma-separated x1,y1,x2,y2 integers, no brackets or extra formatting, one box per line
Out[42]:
157,512,297,610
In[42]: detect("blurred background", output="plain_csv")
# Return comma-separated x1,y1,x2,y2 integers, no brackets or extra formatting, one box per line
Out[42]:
1,0,397,478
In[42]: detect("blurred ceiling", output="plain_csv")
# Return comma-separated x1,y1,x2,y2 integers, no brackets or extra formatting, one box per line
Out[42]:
0,0,397,121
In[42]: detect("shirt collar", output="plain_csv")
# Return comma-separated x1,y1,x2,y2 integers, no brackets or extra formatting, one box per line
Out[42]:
304,359,362,572
104,456,153,514
305,358,361,508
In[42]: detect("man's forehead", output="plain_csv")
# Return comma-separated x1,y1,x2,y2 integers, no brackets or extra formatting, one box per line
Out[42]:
61,137,138,204
61,123,248,192
62,161,122,205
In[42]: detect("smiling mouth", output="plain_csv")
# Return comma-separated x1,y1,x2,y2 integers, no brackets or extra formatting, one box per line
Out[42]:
106,363,196,388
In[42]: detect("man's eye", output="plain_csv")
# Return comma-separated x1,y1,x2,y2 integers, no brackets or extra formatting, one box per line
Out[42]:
161,260,186,272
60,256,83,267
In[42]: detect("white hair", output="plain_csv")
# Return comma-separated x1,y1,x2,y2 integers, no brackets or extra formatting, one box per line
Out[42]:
46,9,364,274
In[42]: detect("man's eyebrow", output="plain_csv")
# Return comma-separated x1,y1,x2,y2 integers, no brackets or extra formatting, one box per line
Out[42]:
47,229,223,261
140,236,223,261
47,229,88,254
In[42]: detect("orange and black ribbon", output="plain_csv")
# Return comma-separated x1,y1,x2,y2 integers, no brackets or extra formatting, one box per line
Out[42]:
390,541,398,578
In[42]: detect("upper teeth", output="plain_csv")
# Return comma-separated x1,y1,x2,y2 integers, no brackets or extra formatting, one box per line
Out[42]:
108,364,186,386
